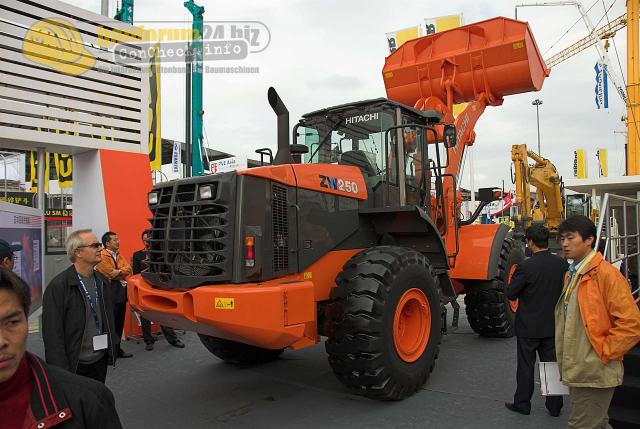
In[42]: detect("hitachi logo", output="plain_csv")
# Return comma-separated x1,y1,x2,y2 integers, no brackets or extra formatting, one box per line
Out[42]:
345,112,379,124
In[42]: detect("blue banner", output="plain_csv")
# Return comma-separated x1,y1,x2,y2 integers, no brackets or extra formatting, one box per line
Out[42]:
595,62,609,109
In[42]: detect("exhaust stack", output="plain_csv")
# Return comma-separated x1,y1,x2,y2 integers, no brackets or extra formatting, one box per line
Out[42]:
268,87,293,165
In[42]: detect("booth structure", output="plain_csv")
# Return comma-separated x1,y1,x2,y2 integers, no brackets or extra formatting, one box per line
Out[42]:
0,0,152,262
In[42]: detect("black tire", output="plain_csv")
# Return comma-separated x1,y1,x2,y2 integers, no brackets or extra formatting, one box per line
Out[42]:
464,237,524,338
198,334,284,365
325,246,442,400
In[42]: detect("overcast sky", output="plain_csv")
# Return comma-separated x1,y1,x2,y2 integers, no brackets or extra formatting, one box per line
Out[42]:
77,0,629,191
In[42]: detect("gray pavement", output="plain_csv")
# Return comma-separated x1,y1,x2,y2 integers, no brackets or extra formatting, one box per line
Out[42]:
27,301,569,428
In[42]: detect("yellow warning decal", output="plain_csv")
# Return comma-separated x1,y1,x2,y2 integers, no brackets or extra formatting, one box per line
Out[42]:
215,297,235,310
383,71,394,78
512,41,524,49
303,272,313,280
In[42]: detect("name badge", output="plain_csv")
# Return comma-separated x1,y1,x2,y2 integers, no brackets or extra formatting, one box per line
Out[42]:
93,334,108,351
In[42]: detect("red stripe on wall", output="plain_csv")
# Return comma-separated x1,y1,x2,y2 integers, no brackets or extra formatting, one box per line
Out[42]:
99,149,152,262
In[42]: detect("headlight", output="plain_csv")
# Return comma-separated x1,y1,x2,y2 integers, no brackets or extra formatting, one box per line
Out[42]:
199,185,213,199
148,192,159,205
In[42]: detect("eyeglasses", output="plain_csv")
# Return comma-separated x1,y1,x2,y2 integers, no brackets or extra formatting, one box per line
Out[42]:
78,242,103,249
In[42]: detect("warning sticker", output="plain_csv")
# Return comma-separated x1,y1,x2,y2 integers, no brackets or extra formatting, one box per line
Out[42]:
303,272,312,280
215,297,235,310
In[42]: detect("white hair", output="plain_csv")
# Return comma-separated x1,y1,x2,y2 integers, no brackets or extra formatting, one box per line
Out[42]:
65,229,93,262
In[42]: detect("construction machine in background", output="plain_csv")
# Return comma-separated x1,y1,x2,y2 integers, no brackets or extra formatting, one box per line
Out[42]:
511,144,564,251
128,17,548,400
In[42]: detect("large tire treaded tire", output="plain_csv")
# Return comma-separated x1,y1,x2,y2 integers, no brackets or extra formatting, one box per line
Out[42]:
464,237,524,338
198,334,284,365
325,246,442,400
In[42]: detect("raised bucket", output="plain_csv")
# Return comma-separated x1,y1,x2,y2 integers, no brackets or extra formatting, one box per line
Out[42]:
383,17,549,108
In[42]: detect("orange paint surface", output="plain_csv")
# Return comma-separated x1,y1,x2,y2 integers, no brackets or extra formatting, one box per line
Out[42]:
127,249,363,349
128,275,317,350
237,164,297,187
448,223,501,280
383,17,549,108
99,149,152,262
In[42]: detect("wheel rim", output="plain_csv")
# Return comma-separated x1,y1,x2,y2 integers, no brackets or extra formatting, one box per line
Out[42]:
393,288,431,363
507,264,519,312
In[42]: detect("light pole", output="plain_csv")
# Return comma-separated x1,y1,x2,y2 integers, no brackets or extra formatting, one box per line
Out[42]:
532,99,543,155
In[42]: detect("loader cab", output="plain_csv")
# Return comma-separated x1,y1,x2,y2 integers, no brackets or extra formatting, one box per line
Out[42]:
295,98,449,210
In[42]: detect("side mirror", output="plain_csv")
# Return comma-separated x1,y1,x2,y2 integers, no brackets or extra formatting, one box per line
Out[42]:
478,187,501,203
443,124,457,148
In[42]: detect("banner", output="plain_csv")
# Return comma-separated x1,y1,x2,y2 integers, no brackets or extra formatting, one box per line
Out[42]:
0,203,44,317
574,149,588,178
53,153,73,188
597,148,608,177
28,151,49,193
386,25,421,53
148,42,162,170
424,14,463,35
172,141,181,173
594,62,609,109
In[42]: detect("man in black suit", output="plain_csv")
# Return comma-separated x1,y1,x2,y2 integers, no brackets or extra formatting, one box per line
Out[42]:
504,224,567,417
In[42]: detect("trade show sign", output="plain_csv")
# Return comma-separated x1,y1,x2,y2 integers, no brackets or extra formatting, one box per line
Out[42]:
0,202,44,318
210,156,247,174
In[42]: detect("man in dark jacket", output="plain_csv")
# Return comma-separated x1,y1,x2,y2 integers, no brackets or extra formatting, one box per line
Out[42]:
0,267,122,428
132,229,185,350
505,224,567,416
42,229,118,383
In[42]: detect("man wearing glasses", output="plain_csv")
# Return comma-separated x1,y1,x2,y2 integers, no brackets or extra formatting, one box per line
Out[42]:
42,229,118,383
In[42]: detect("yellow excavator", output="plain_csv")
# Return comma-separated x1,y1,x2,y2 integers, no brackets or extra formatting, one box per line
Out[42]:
511,144,564,251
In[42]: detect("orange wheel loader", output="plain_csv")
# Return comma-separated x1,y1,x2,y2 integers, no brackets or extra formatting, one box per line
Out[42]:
129,17,549,400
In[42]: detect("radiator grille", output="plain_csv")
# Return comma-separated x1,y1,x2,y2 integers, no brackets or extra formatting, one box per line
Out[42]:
145,180,233,288
272,184,288,272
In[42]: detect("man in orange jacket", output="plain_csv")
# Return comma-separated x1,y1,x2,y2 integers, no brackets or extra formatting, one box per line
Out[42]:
556,215,640,428
96,231,133,359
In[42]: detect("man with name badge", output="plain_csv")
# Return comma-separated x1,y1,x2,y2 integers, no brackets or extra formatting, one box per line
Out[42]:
42,229,118,383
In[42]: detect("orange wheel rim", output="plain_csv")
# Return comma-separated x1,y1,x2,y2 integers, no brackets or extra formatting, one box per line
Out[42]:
393,288,431,363
507,265,519,312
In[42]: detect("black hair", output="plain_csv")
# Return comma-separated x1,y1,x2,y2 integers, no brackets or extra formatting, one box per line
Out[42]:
525,224,549,249
0,268,31,316
141,229,151,241
558,215,597,249
101,231,116,246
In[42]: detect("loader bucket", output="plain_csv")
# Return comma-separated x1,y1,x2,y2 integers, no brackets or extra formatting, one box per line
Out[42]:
383,17,549,108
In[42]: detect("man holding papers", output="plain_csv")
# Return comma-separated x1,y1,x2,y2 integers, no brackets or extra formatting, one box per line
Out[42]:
505,224,567,417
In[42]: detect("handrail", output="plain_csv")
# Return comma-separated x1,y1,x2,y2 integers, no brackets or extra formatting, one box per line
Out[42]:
151,169,169,185
595,193,640,303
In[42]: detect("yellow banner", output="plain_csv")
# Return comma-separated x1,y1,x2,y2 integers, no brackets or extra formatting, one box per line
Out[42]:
424,14,463,34
54,153,73,188
597,148,608,177
386,25,421,52
574,149,588,179
148,42,162,171
29,151,49,193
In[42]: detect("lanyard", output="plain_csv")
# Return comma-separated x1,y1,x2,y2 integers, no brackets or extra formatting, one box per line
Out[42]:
77,274,101,332
562,251,596,315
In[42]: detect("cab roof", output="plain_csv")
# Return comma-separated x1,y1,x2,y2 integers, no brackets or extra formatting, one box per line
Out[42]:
301,98,442,123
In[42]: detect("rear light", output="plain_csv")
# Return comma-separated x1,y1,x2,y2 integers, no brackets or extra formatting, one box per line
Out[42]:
245,236,255,267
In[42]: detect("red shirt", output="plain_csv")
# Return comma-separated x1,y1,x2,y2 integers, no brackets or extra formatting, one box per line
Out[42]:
0,356,32,429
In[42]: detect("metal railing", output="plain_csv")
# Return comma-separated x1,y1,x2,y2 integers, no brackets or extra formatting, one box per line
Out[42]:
595,193,640,303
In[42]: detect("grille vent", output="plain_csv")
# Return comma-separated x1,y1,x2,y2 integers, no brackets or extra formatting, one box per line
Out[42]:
272,184,288,272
